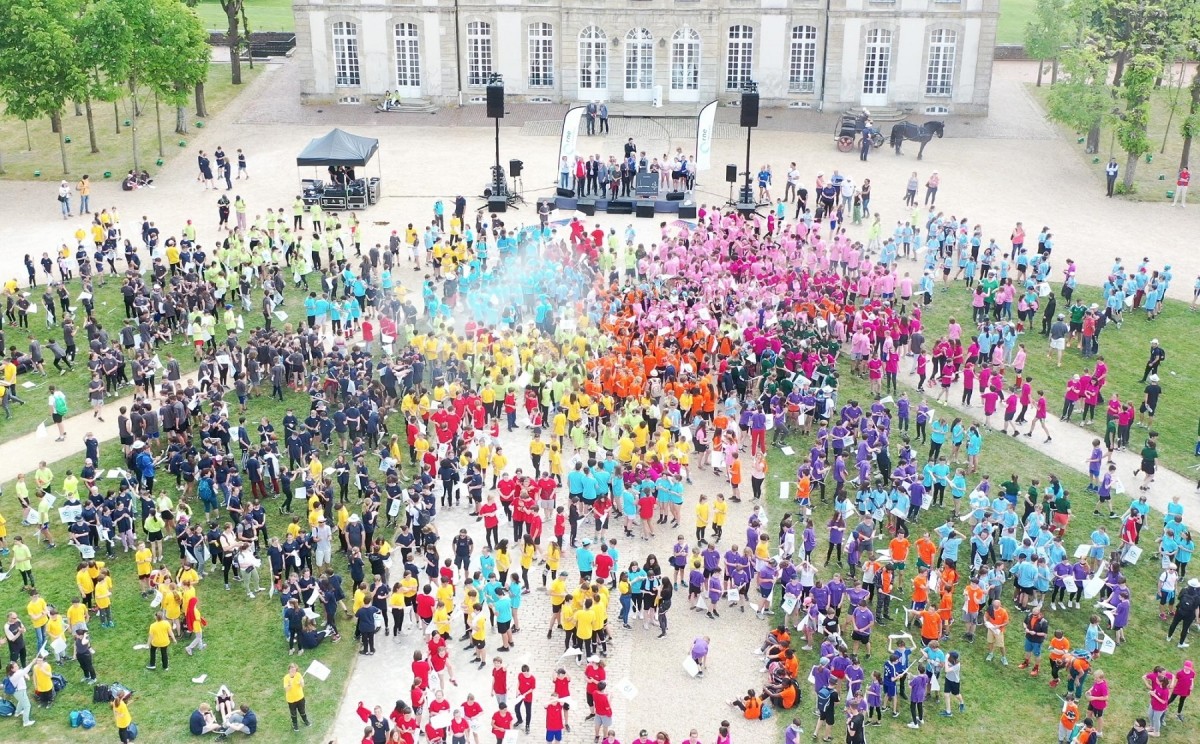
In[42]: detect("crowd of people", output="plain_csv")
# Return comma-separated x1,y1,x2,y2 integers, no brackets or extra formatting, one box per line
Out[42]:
0,141,1195,744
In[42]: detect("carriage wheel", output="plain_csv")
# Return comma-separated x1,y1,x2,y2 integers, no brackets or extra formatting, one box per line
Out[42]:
837,136,854,153
871,132,885,149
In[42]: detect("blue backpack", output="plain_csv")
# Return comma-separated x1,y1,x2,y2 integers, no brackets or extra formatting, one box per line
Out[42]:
80,710,97,729
0,700,15,717
127,722,139,740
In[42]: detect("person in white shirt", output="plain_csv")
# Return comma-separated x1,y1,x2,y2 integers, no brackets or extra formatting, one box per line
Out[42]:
785,163,800,202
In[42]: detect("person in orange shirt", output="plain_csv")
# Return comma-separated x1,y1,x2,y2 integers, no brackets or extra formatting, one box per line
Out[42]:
940,565,959,593
911,569,930,611
985,599,1009,665
963,578,986,642
728,453,742,502
914,533,937,571
936,591,954,639
877,564,895,621
1057,693,1080,743
1047,630,1071,688
889,534,910,575
919,607,942,645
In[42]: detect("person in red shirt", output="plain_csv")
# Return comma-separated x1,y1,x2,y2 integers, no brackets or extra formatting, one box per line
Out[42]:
449,709,471,744
410,678,426,717
428,689,452,738
545,699,565,742
551,668,572,732
479,496,501,550
415,586,437,629
595,543,615,586
424,721,446,744
389,703,419,744
554,508,567,548
591,681,613,739
584,658,606,716
462,694,485,744
514,664,536,733
492,657,509,707
491,702,513,744
412,651,433,689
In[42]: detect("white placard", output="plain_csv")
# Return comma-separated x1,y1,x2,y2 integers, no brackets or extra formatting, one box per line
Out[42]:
1074,544,1092,559
615,678,638,700
779,482,791,501
305,660,331,681
1124,545,1142,564
430,712,453,728
1099,634,1116,655
59,505,83,524
1061,576,1077,594
1082,577,1105,600
780,446,795,456
51,637,68,655
682,657,700,677
274,310,288,321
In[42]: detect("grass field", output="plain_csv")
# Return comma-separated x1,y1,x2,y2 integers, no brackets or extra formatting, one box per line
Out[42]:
998,0,1038,45
1029,80,1195,201
192,0,296,33
0,63,259,182
0,394,357,743
916,282,1200,476
766,373,1197,743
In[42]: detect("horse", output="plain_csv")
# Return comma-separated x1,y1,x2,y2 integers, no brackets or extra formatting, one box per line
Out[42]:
889,120,945,160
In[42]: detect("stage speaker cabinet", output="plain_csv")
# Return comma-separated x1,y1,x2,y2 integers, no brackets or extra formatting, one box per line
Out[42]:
679,203,697,219
509,159,523,178
577,199,596,217
606,200,633,215
487,84,505,119
635,201,656,219
556,187,575,198
726,164,738,184
740,92,760,128
487,196,508,213
666,191,685,202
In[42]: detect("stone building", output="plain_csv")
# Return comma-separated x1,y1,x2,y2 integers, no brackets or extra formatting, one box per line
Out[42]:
293,0,1000,115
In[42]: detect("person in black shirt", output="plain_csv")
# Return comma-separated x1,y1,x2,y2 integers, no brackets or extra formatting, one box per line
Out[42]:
1140,339,1166,382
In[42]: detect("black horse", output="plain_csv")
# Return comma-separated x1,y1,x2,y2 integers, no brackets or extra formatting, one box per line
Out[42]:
889,120,945,159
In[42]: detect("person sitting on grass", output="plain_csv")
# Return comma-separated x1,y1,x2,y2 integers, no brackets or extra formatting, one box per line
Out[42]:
190,702,223,736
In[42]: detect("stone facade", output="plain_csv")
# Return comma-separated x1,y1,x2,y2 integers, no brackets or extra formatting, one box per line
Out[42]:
293,0,999,114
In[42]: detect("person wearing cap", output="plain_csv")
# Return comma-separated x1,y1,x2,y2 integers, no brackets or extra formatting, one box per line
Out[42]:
1141,339,1166,382
1139,374,1162,429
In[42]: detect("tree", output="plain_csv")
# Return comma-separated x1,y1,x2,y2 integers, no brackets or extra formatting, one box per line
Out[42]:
1115,54,1161,189
0,0,90,174
85,0,209,170
1091,0,1181,85
1025,0,1069,87
1046,46,1113,154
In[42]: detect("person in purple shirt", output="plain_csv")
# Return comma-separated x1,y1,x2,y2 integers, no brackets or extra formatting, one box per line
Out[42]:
811,658,832,695
1069,557,1089,609
847,585,870,609
812,457,828,502
846,656,867,697
846,539,862,579
908,481,926,521
702,544,721,576
803,522,818,561
905,663,929,727
832,424,849,457
833,455,849,497
705,573,724,618
826,515,845,566
828,576,847,610
830,650,851,682
756,560,778,616
1112,589,1130,644
897,395,911,432
812,580,830,612
1050,559,1073,610
852,600,876,656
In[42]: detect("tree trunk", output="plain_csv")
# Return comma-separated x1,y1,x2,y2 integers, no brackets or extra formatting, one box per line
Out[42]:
1123,152,1138,191
227,0,243,85
195,81,209,118
51,111,61,134
58,126,69,175
176,105,188,134
1113,51,1127,87
85,98,99,153
1086,124,1101,155
131,113,140,174
1051,57,1060,85
0,149,5,175
1036,60,1045,88
154,92,163,158
1181,72,1200,170
114,100,121,134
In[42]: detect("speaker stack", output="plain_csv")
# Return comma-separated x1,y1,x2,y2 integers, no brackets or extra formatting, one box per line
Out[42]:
726,164,738,184
487,84,505,119
740,91,759,128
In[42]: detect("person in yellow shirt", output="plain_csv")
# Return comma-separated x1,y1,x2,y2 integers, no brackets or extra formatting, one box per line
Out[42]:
559,597,577,651
26,590,49,649
389,582,407,635
470,603,488,667
0,510,8,553
76,562,96,608
135,543,154,597
66,598,88,632
712,494,728,543
94,570,115,628
33,656,54,707
284,662,310,731
574,600,595,658
111,689,133,740
44,609,67,662
146,610,175,671
529,433,547,477
694,495,711,544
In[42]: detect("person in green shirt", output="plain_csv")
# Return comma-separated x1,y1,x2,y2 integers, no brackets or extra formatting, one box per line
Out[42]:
9,536,34,587
1135,432,1159,491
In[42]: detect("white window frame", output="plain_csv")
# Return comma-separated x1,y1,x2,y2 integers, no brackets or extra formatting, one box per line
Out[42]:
788,25,817,93
467,21,493,87
578,26,608,93
332,21,360,88
624,28,654,91
528,22,554,88
862,28,892,95
393,22,420,89
670,27,700,91
725,25,754,91
925,29,956,97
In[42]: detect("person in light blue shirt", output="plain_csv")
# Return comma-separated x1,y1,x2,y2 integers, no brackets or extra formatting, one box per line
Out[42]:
1088,527,1111,565
941,534,964,565
999,530,1019,563
1165,496,1185,527
575,542,596,575
1083,616,1102,655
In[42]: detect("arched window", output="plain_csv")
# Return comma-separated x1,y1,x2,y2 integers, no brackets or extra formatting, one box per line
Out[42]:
926,29,957,97
625,28,654,91
862,28,892,95
394,23,420,89
467,21,492,86
670,28,700,91
332,21,360,87
528,23,554,87
725,25,754,91
578,26,608,92
788,26,818,93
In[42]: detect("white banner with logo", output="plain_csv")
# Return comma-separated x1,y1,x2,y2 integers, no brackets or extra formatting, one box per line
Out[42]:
695,100,718,171
557,107,585,172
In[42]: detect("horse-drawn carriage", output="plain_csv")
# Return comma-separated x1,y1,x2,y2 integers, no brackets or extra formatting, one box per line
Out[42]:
835,113,884,152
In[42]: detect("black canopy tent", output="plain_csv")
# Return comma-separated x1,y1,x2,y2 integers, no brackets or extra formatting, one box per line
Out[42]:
296,128,382,209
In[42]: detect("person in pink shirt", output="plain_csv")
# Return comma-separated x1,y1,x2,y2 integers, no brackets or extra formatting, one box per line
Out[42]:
1144,666,1174,736
1011,344,1027,378
867,354,884,397
1086,669,1110,735
1002,391,1020,437
1081,377,1101,424
1026,391,1052,444
1170,660,1194,721
980,385,999,428
915,352,928,393
946,317,962,342
960,362,975,406
1017,376,1033,423
1061,375,1082,422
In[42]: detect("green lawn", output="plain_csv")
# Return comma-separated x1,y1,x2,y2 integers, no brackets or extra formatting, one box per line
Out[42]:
917,283,1199,476
0,63,259,181
767,373,1198,743
998,0,1038,45
191,0,295,33
0,397,356,743
1029,83,1193,201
